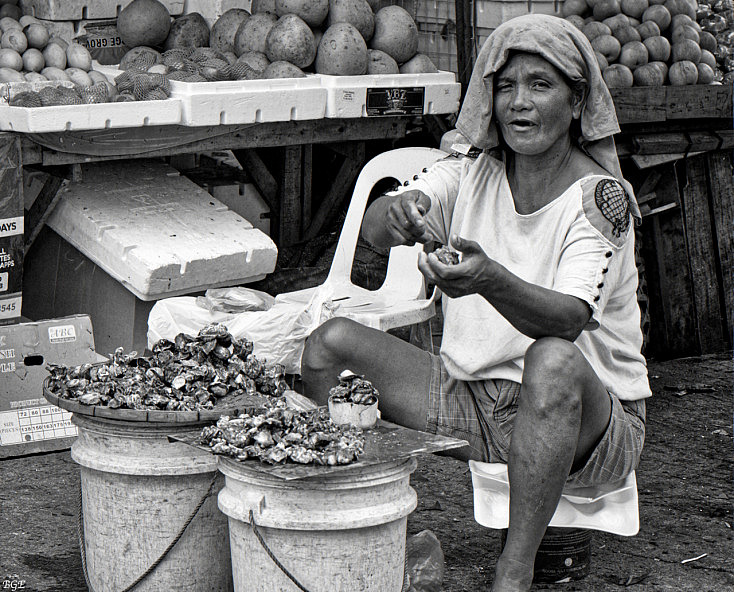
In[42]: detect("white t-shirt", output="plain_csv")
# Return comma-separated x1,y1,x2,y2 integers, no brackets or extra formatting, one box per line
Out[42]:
396,152,651,401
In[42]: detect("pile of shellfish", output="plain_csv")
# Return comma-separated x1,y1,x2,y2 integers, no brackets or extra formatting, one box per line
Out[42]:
328,370,379,405
200,401,365,465
45,324,287,411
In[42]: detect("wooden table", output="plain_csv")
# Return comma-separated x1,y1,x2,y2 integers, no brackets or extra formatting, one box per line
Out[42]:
0,116,413,325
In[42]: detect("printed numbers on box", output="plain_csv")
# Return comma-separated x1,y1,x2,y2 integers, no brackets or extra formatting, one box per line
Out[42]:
0,301,16,314
0,272,7,292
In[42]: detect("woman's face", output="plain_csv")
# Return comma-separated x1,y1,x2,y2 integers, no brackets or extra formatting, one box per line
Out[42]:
493,53,583,157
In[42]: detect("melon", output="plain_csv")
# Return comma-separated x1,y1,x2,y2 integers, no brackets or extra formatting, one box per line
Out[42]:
327,0,375,41
265,14,316,69
262,60,306,78
210,8,250,55
315,22,368,75
164,13,210,50
399,53,438,73
275,0,329,27
234,12,278,56
116,0,171,48
367,49,398,74
370,5,418,64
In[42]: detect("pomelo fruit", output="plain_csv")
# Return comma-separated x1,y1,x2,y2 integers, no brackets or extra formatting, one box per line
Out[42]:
316,22,368,75
116,0,171,48
265,14,315,68
327,0,375,41
369,6,418,64
210,8,250,55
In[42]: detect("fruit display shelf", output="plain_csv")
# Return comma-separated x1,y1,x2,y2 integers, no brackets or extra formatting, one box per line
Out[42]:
317,70,462,118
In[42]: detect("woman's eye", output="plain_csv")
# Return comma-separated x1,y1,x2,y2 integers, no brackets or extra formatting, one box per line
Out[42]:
496,83,511,92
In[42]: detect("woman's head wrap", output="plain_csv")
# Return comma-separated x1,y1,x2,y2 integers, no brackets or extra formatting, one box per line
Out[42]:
455,14,639,220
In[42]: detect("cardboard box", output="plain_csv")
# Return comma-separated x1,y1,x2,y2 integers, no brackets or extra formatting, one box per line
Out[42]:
0,136,23,326
0,315,99,458
23,227,156,358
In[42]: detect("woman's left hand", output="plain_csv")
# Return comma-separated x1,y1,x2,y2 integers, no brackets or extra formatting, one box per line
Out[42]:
418,235,494,299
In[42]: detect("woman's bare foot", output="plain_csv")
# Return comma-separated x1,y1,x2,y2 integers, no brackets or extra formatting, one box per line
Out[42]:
490,556,534,592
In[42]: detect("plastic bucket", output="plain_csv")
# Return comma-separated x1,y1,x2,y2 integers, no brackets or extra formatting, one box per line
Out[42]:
217,456,418,592
71,414,233,592
500,527,592,583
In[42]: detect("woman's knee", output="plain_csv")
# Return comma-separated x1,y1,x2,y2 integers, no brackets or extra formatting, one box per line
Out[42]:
302,317,359,370
522,337,586,410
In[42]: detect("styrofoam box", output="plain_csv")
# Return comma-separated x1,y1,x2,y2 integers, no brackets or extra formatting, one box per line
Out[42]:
94,63,327,126
475,0,563,29
318,71,461,118
19,0,184,20
45,159,278,301
168,76,328,126
0,98,184,133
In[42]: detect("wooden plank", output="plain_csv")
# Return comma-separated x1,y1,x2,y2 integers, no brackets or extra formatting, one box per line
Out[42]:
665,85,733,121
232,148,278,214
280,145,302,246
454,0,473,98
610,87,666,124
632,130,734,155
18,118,411,166
24,174,67,250
680,154,727,354
303,142,366,242
641,164,698,358
302,143,313,232
706,150,734,347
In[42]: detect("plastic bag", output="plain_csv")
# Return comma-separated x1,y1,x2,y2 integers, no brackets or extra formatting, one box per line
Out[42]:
196,286,275,313
147,286,337,374
405,530,445,592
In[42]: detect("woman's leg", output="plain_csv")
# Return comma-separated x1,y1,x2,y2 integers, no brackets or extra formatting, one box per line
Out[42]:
492,337,613,592
301,317,433,431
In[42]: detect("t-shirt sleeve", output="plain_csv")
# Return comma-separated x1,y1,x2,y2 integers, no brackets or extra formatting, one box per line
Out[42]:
386,153,465,245
553,177,635,328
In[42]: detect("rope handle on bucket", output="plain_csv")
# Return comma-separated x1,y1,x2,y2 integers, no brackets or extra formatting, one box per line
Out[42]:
247,508,412,592
78,472,219,592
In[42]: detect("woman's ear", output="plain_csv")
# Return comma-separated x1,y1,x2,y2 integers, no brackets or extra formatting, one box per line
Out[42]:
571,80,587,120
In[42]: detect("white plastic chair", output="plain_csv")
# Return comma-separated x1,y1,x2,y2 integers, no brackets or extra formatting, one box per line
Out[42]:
275,146,448,331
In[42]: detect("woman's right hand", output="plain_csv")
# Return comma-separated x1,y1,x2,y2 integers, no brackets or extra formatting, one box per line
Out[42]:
384,190,432,246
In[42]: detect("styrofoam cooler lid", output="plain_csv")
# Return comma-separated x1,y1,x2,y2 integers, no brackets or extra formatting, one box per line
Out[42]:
46,160,277,301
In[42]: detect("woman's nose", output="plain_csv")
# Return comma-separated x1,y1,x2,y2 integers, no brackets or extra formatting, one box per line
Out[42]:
509,86,531,110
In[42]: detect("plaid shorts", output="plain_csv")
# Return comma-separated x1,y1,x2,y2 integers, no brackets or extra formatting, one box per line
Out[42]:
425,354,646,488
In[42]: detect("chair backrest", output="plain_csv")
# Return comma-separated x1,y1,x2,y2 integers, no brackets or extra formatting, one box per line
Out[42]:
326,147,448,297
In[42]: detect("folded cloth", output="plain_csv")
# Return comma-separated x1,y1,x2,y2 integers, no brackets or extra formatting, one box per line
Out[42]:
455,14,640,222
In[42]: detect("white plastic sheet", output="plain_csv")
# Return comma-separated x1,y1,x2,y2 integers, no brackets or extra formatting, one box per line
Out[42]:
468,461,639,536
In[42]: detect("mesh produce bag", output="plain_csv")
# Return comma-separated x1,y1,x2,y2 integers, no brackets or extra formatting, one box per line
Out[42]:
119,47,161,71
227,61,263,80
79,82,110,104
9,91,42,107
115,70,171,101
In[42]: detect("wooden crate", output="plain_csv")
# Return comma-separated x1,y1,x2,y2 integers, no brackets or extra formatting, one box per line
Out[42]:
630,151,733,359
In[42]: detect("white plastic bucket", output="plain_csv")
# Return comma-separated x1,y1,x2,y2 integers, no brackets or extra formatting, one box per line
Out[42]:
71,415,233,592
218,456,418,591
